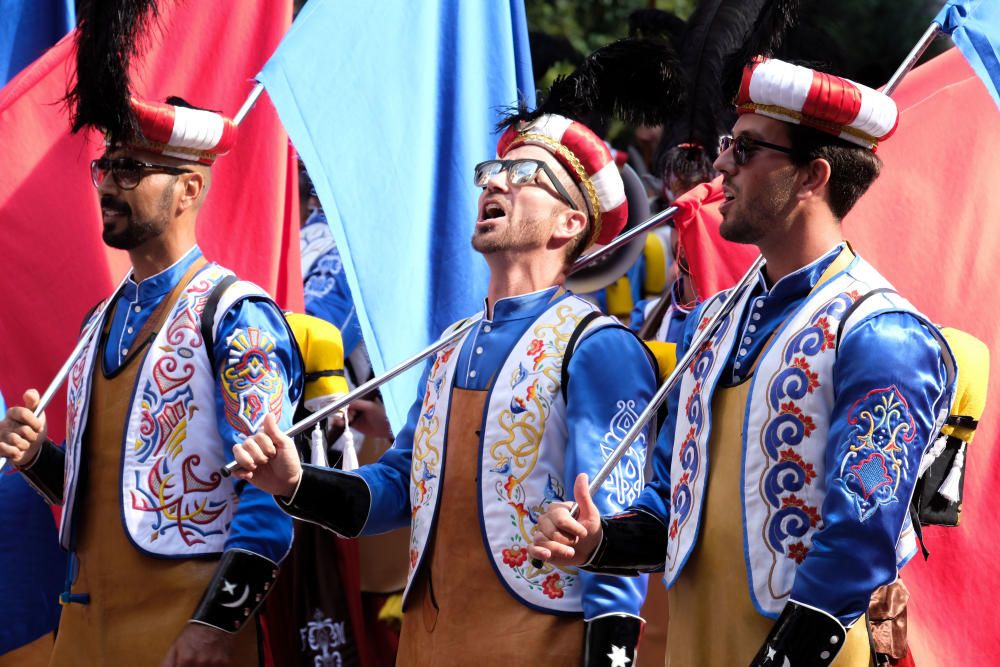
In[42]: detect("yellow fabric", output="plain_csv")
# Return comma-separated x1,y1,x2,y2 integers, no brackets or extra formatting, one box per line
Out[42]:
642,233,668,297
939,327,989,443
666,382,872,666
285,312,349,399
605,275,635,317
377,593,404,624
644,341,677,382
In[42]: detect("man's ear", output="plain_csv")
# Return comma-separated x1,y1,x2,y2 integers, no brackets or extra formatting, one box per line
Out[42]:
551,207,589,246
797,157,832,202
177,171,206,212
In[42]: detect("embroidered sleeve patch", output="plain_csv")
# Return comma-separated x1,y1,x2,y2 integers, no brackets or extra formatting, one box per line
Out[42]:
837,385,916,522
221,327,285,434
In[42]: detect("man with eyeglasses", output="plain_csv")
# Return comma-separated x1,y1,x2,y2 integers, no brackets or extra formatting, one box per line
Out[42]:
530,58,955,667
0,96,303,666
231,111,658,665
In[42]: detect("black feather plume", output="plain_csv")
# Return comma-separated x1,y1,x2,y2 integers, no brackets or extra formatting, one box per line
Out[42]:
64,0,161,146
656,0,799,179
500,38,685,133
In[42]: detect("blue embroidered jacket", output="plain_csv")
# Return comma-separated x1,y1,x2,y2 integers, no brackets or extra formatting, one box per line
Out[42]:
301,211,363,357
98,246,301,562
354,287,656,620
635,245,951,625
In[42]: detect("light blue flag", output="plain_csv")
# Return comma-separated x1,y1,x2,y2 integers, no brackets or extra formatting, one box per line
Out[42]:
0,0,75,86
259,0,534,431
935,0,1000,110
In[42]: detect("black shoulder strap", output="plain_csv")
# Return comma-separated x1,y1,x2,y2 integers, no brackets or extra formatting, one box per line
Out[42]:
835,287,898,350
560,311,605,403
200,275,240,373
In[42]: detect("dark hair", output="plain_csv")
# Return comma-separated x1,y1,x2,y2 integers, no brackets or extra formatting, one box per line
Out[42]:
659,144,716,193
786,124,882,219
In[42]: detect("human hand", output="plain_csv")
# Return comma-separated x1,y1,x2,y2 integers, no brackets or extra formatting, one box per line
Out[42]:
344,398,393,439
528,473,603,567
231,413,302,497
0,389,48,467
160,622,237,667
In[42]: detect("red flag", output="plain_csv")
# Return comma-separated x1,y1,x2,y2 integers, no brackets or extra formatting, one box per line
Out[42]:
0,3,301,445
846,47,999,666
672,177,758,299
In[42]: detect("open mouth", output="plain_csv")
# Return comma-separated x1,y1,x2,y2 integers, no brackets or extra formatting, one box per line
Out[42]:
481,201,505,220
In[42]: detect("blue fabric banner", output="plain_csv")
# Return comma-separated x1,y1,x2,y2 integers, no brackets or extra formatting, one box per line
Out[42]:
935,0,1000,110
258,0,534,430
0,0,75,86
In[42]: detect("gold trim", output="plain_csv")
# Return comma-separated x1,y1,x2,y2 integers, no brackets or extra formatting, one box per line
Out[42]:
514,132,603,244
738,102,879,147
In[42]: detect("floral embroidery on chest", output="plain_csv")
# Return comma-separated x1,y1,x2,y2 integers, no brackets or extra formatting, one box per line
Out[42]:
128,274,231,547
408,343,456,574
489,303,582,598
755,289,861,568
667,299,735,549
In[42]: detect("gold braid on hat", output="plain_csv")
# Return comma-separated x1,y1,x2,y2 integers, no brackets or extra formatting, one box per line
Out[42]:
737,103,880,148
513,132,603,245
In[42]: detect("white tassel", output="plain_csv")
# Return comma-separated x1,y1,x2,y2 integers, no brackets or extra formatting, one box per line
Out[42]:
338,409,359,472
919,433,950,477
310,423,329,467
938,442,966,504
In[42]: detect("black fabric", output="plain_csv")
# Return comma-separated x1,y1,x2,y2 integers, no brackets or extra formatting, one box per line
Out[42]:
304,368,346,382
200,274,239,374
834,288,898,350
583,613,644,667
582,508,668,576
191,548,280,633
911,433,966,527
750,601,847,667
277,464,372,538
19,439,66,504
560,311,603,402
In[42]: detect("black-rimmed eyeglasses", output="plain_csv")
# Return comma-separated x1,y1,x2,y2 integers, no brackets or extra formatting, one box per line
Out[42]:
90,157,192,190
473,159,579,211
719,135,794,166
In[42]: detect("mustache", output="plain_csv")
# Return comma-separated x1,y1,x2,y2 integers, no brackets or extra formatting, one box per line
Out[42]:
100,195,131,215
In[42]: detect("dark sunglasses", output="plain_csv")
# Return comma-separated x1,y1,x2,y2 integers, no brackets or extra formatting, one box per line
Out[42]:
90,157,192,190
473,159,579,211
719,135,794,166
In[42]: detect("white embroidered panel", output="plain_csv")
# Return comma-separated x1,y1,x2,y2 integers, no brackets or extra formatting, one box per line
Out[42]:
401,322,469,603
664,288,748,583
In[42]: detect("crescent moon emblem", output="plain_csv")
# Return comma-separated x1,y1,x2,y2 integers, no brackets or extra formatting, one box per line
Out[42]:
221,585,250,608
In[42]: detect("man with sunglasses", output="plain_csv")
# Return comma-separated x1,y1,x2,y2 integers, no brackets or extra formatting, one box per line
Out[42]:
530,58,955,666
231,112,658,665
0,96,303,666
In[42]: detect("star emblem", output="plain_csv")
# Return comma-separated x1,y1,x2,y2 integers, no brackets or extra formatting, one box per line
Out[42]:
222,579,237,595
607,645,631,667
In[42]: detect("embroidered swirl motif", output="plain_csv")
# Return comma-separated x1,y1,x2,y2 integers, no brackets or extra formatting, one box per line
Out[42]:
599,400,647,507
490,304,580,595
129,453,227,546
668,306,731,546
128,271,234,546
408,345,454,575
759,291,859,566
838,386,915,522
221,327,285,434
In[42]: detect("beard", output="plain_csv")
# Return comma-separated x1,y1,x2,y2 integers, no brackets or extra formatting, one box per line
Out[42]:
719,176,797,245
101,185,173,250
470,209,553,255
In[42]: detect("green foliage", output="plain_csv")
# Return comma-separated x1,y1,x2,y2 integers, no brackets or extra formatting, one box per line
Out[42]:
526,0,696,56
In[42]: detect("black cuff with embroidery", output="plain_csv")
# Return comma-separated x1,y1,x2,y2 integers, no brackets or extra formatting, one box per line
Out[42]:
581,509,667,576
749,601,848,667
191,549,279,633
18,439,65,504
276,464,371,537
583,614,644,667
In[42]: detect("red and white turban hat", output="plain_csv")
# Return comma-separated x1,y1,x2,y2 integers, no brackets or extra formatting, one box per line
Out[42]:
735,58,898,151
117,97,238,165
497,114,627,249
